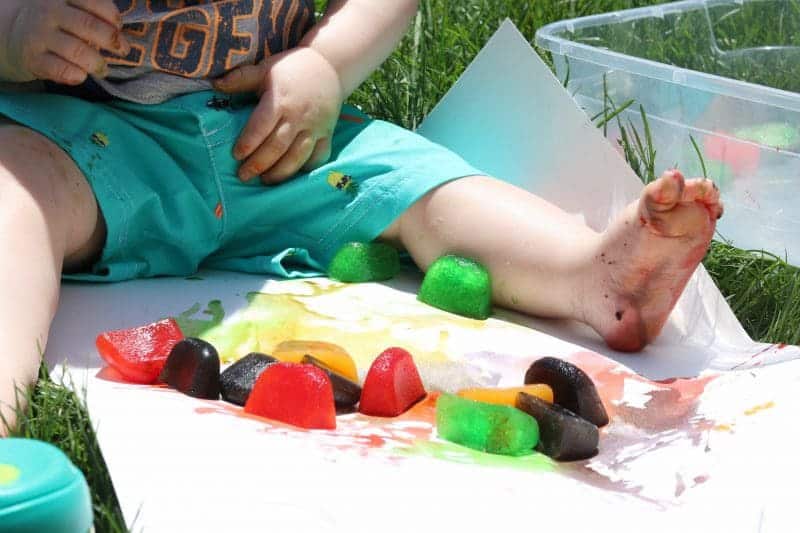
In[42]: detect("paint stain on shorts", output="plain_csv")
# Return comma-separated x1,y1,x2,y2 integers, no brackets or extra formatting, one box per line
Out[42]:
327,171,358,195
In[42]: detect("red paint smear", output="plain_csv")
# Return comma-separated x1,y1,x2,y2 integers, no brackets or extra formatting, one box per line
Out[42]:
730,344,773,370
674,473,687,498
565,350,718,504
194,404,277,425
571,350,715,428
181,349,717,506
192,393,439,453
352,394,439,450
364,434,387,448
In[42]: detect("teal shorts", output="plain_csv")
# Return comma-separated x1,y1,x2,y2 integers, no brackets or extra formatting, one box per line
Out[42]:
0,90,481,281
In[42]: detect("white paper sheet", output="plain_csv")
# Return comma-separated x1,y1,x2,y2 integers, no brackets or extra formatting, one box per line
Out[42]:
45,20,800,533
417,20,787,380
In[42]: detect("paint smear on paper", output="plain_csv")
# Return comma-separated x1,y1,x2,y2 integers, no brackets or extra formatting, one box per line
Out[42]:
160,280,725,506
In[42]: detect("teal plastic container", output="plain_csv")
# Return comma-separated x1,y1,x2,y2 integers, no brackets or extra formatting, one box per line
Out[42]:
536,0,800,265
0,439,93,533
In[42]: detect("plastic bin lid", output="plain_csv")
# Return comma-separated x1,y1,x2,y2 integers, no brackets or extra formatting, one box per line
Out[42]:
535,0,800,113
0,438,93,533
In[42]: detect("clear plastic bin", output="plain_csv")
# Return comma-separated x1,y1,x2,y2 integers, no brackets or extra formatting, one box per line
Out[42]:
536,0,800,264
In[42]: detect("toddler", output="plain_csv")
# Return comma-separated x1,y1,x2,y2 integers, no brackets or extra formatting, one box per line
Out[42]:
0,0,723,430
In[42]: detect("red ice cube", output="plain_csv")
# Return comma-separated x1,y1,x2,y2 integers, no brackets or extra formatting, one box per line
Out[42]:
244,362,336,430
704,132,760,175
95,318,184,384
359,347,426,417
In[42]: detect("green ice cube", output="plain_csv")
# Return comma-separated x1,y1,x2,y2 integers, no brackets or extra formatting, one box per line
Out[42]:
436,393,539,456
735,122,800,150
418,255,492,320
328,242,400,282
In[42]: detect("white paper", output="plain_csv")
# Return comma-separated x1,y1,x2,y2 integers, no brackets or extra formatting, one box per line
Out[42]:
44,20,800,533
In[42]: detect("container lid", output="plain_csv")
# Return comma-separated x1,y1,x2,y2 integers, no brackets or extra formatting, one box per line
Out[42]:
0,439,93,533
535,0,800,113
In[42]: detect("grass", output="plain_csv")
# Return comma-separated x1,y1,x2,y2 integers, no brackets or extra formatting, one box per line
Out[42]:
705,242,800,345
5,365,126,532
8,1,800,531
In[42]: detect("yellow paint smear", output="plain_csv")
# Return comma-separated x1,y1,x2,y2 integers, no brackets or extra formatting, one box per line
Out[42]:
201,281,488,370
744,401,775,416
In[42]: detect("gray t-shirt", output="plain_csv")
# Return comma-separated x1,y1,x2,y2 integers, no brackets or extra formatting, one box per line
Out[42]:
63,0,315,104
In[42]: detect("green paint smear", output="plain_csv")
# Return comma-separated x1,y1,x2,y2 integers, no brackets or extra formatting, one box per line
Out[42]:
174,300,225,338
401,440,555,472
197,292,312,362
203,320,260,361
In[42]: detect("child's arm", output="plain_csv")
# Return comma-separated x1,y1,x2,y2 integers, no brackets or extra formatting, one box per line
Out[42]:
215,0,419,184
0,0,129,84
299,0,420,99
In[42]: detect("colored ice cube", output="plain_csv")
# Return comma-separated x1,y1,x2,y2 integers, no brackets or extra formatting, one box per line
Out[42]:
244,362,336,430
220,352,277,406
457,384,553,406
159,338,221,399
95,318,184,384
436,393,539,456
301,355,362,411
359,347,426,417
417,255,492,320
273,340,358,382
704,132,760,175
516,392,599,461
736,122,800,150
524,357,608,427
328,242,400,282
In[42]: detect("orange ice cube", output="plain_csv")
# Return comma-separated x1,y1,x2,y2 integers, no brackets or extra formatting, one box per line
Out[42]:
273,340,358,382
457,384,553,406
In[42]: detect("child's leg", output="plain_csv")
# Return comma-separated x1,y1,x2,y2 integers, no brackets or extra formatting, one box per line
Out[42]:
384,170,722,352
0,124,103,432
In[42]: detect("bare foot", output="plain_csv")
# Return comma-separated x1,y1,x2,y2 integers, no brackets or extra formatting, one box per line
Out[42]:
582,170,723,352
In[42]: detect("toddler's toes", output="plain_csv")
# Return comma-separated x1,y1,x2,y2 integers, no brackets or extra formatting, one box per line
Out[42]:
643,169,685,213
681,178,720,206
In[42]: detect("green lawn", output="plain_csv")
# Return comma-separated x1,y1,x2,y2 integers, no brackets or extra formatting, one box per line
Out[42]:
8,1,800,531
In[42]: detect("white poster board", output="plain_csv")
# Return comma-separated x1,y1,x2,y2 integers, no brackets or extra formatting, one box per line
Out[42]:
46,21,800,533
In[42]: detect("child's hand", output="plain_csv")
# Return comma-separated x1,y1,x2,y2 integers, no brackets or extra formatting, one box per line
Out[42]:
4,0,130,85
214,47,344,184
